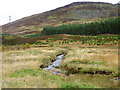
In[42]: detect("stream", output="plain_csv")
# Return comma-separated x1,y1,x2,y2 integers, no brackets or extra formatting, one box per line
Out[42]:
43,54,64,74
42,54,120,80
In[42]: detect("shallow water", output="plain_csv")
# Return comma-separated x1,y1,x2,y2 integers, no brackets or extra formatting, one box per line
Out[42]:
43,54,64,73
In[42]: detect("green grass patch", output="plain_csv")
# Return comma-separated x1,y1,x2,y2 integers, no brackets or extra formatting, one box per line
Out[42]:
60,82,95,88
9,69,41,77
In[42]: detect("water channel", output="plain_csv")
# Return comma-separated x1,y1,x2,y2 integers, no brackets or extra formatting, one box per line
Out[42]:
43,54,64,74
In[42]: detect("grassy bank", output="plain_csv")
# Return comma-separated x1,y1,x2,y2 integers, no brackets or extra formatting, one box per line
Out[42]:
2,46,95,88
2,34,119,88
59,45,119,87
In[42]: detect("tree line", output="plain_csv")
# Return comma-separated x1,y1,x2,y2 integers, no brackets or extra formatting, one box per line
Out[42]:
42,17,120,35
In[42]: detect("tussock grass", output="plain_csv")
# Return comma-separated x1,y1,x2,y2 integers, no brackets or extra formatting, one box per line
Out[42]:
2,46,69,88
2,43,119,88
59,46,119,87
2,43,30,51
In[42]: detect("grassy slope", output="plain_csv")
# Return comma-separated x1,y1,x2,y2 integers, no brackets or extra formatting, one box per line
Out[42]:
2,35,119,88
2,2,118,35
2,47,96,88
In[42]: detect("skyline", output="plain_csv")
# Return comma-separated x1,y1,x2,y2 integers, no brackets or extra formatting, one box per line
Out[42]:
0,0,119,25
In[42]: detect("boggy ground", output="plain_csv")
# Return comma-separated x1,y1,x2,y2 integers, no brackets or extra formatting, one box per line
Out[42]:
2,44,119,88
1,34,119,88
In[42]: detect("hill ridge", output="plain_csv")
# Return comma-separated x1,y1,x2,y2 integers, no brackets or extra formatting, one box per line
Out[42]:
2,1,119,35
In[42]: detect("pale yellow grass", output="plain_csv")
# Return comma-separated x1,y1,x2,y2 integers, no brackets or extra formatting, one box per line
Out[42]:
2,47,62,88
61,46,118,72
2,47,66,77
2,61,39,76
3,75,58,88
62,48,98,63
2,46,119,88
95,54,118,66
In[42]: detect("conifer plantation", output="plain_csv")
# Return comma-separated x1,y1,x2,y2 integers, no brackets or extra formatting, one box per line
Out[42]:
43,17,120,35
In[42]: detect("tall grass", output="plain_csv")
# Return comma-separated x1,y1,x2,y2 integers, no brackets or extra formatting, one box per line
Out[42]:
2,37,119,88
2,43,30,51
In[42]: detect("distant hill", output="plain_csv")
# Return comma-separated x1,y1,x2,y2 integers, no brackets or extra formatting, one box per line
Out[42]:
2,2,119,35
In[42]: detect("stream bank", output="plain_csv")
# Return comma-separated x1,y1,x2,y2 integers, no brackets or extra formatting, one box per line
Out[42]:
39,54,65,74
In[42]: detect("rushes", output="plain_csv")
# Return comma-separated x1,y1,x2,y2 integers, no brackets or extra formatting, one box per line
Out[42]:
2,42,119,88
60,46,118,75
2,43,30,51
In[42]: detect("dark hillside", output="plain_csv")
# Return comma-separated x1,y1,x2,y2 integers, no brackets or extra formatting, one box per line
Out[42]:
2,2,119,35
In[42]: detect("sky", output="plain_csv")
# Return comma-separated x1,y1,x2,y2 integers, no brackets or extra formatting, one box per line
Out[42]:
0,0,119,25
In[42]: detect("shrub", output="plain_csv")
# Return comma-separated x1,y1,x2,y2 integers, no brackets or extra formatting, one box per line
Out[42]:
21,43,30,49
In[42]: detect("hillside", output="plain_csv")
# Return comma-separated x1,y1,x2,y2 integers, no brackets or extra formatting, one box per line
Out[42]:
43,17,120,35
2,2,119,35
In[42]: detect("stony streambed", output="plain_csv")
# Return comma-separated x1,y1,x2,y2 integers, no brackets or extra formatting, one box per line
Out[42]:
43,54,64,74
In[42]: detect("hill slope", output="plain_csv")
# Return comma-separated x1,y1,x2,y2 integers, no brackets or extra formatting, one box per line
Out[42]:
2,2,119,35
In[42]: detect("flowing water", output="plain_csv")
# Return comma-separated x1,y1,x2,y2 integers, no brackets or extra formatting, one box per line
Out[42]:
43,54,64,74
